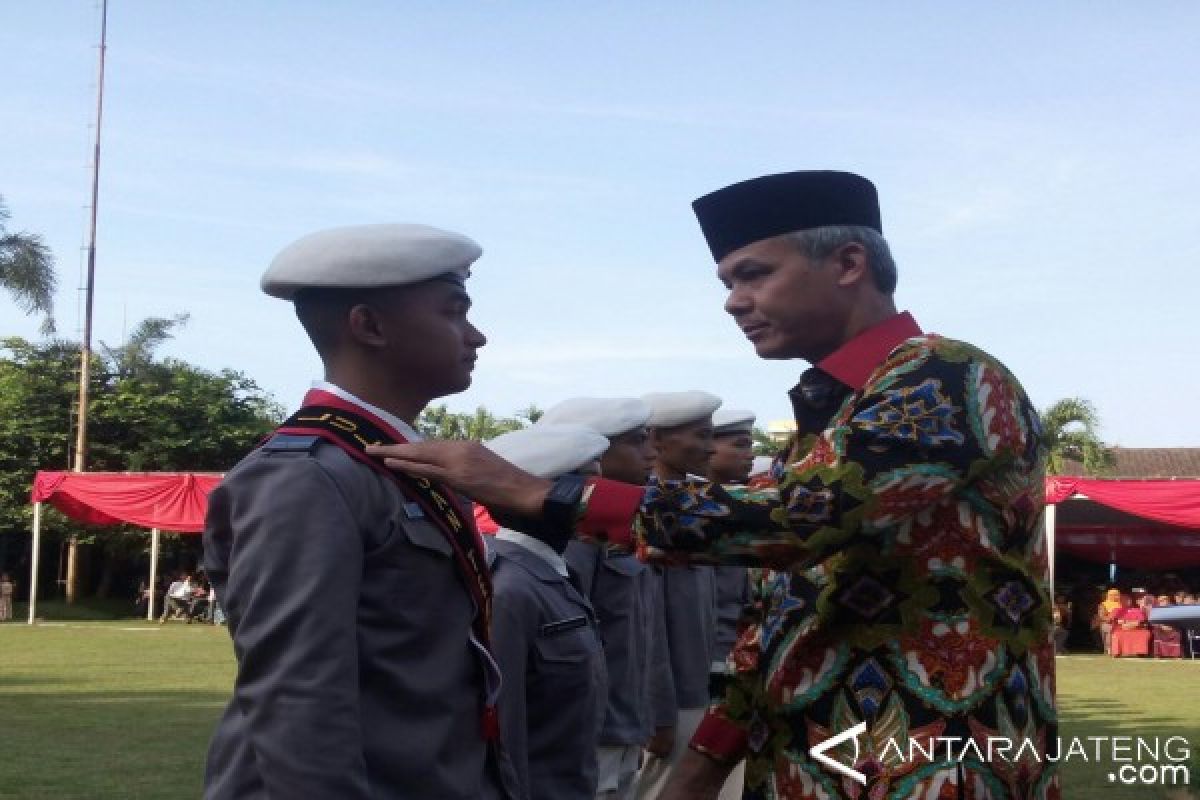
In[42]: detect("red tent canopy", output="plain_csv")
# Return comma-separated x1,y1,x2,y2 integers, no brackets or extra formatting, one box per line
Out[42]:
31,471,223,533
1046,477,1200,570
25,472,1200,556
1046,477,1200,528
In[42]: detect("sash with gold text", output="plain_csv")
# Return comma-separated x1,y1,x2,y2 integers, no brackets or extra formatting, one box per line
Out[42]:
271,389,499,738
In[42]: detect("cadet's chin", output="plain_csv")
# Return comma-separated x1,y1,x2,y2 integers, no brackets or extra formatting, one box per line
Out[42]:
432,372,473,400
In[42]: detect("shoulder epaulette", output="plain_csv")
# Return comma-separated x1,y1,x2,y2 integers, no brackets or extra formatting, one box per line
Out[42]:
260,433,322,453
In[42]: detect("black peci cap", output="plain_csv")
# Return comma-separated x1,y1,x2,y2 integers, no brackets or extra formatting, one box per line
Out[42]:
692,170,881,262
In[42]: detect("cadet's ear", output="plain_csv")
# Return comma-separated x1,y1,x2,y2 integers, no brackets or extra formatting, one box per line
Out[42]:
346,303,388,348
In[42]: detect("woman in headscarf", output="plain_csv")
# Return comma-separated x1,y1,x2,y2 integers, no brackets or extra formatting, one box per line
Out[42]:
1095,587,1123,654
1152,594,1182,658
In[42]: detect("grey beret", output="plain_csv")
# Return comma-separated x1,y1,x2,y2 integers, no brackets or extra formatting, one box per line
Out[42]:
641,390,722,429
261,223,482,300
485,424,610,480
712,408,756,435
537,397,653,438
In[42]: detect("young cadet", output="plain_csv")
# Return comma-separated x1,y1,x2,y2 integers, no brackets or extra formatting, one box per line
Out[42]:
202,224,519,800
374,171,1055,799
705,408,757,800
537,397,668,800
485,423,611,800
705,408,755,671
635,391,721,799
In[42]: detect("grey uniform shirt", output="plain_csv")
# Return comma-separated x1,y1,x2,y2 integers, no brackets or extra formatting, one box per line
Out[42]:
488,535,606,800
564,540,666,745
711,566,751,667
659,565,718,711
202,434,517,800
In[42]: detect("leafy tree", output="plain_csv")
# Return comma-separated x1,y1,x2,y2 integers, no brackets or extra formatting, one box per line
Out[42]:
515,404,544,425
416,403,531,441
0,335,283,600
0,196,56,334
751,425,781,457
1040,397,1115,476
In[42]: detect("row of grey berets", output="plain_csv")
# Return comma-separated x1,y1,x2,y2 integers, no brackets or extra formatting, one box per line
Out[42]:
486,396,756,481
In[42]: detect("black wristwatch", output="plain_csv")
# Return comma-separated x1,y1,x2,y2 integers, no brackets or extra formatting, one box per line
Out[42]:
491,474,588,554
542,473,588,534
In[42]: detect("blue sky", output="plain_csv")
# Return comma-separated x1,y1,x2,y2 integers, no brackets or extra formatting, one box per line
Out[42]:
2,2,1198,445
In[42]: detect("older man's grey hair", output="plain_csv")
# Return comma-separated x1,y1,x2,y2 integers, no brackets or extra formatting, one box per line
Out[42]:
788,226,898,295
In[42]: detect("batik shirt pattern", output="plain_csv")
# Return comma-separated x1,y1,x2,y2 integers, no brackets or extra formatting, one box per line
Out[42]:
637,335,1058,800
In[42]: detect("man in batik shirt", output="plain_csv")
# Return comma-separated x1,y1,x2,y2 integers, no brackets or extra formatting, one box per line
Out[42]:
369,171,1057,800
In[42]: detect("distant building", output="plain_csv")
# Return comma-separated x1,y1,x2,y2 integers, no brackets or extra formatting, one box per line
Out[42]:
1061,447,1200,478
766,419,796,446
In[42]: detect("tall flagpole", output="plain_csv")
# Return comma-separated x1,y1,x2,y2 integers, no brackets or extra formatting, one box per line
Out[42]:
66,0,108,604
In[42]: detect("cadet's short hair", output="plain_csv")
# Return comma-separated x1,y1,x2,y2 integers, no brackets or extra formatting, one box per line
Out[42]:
788,225,898,295
293,287,378,358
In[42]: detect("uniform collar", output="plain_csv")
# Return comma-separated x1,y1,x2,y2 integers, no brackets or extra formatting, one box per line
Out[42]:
495,529,570,578
816,311,922,390
310,380,424,442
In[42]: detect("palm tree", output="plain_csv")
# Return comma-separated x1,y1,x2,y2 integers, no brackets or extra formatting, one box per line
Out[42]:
1040,397,1115,475
462,407,524,441
0,196,56,333
515,403,543,425
101,313,190,375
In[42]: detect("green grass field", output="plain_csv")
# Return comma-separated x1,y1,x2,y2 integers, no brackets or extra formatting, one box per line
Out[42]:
0,620,1196,799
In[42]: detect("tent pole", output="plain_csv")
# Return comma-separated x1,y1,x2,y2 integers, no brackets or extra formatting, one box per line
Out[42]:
147,528,160,621
1045,502,1057,600
28,503,42,625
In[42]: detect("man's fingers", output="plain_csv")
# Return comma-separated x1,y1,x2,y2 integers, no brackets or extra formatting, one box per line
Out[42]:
380,458,448,482
366,443,435,461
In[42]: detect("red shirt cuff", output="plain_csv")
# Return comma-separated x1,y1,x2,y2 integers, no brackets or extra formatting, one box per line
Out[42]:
689,713,747,763
473,505,498,535
578,478,643,547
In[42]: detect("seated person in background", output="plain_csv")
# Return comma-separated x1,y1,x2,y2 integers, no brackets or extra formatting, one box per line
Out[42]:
1152,594,1182,658
1115,592,1148,629
485,424,610,800
188,579,212,623
1109,592,1152,658
1137,590,1156,616
159,573,193,623
135,580,151,617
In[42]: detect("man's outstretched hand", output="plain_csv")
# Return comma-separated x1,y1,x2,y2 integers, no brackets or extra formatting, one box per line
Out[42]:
365,440,552,516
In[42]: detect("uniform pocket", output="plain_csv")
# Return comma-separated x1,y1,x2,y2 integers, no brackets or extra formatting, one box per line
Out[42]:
369,518,461,614
535,626,596,668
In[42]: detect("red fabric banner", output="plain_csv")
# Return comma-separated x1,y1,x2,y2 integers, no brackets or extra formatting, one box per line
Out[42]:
31,471,223,533
1054,526,1200,569
1046,477,1200,529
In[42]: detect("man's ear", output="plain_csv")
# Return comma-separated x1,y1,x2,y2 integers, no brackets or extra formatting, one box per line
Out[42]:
346,303,388,348
833,242,870,288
